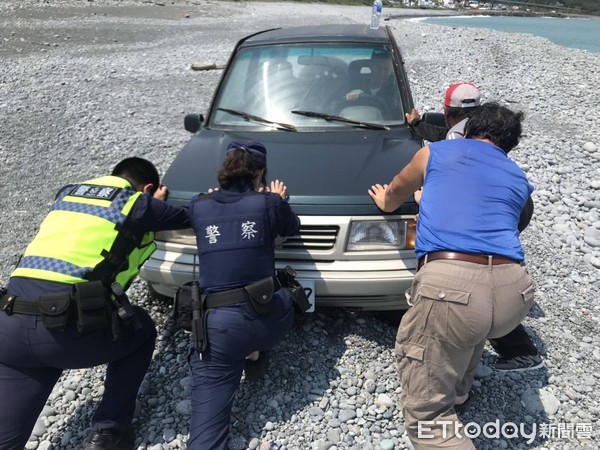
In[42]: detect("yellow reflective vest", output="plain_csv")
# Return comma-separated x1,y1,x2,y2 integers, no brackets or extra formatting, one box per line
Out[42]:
12,176,156,290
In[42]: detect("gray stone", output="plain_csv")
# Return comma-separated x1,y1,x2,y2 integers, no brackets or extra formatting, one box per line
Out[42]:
327,428,341,443
380,439,395,450
474,365,493,378
338,409,357,422
375,393,395,408
364,379,376,394
162,429,176,443
309,407,325,417
31,421,46,438
175,400,191,416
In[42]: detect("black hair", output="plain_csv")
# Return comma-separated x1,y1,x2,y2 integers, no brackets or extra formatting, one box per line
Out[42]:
464,102,524,153
112,157,160,194
444,105,478,124
218,148,266,188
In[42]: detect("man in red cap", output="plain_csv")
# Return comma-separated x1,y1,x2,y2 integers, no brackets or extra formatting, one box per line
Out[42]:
406,82,481,141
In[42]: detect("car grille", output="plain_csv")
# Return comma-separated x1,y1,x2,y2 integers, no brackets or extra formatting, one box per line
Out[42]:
280,225,339,251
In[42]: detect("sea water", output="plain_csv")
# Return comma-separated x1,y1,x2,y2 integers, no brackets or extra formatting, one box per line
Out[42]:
420,15,600,54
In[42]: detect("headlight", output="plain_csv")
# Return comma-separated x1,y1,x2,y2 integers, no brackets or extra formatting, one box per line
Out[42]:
346,219,416,251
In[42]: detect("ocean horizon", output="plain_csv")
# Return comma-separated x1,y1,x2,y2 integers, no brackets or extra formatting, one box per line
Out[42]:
412,15,600,54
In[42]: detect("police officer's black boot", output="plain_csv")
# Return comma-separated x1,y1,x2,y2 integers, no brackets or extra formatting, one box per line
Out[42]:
83,428,135,450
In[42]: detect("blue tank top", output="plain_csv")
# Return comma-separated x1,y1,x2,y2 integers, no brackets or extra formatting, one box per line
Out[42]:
416,139,533,260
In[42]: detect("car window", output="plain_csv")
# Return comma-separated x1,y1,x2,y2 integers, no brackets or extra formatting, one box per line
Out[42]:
211,44,405,129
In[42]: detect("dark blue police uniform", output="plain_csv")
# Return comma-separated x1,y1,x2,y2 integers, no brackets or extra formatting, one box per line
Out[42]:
0,193,190,450
186,180,300,450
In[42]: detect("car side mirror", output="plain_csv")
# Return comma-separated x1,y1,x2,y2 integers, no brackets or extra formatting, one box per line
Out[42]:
422,112,446,127
184,114,204,133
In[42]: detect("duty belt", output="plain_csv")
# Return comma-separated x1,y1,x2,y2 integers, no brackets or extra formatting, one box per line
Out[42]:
0,293,70,316
205,287,248,309
204,277,280,309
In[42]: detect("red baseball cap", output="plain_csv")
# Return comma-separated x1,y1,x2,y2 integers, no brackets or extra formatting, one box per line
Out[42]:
444,82,481,108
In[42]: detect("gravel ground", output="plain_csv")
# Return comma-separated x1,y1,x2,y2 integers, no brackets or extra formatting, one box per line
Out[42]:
1,1,599,449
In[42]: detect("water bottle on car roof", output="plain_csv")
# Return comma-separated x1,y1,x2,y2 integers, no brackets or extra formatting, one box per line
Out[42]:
370,0,383,30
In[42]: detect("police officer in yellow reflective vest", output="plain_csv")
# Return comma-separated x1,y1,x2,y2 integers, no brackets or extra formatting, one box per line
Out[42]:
0,157,190,450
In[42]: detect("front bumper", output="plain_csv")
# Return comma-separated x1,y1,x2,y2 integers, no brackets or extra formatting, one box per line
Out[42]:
140,241,416,311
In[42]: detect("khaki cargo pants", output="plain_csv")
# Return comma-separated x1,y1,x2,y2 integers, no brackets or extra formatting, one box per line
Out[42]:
396,259,535,449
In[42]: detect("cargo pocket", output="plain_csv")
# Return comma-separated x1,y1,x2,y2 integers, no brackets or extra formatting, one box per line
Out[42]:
417,284,472,344
396,342,426,402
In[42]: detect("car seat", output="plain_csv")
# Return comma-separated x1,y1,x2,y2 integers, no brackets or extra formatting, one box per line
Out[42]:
295,56,348,113
347,59,373,92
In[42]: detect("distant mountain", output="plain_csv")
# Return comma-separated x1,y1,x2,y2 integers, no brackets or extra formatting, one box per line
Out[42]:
506,0,600,14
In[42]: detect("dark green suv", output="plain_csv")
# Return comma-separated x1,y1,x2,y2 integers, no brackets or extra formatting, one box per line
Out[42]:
140,24,422,312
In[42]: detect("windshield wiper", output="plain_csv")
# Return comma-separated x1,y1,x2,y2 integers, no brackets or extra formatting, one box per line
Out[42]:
291,110,390,130
217,108,297,131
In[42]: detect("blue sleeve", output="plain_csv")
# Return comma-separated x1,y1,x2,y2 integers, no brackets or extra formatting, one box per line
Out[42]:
130,194,191,232
267,193,300,237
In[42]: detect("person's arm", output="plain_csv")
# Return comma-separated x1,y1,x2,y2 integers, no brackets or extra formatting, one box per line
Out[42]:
133,194,191,232
410,120,448,142
152,184,169,201
405,108,448,142
265,181,300,237
265,179,300,236
274,198,301,237
518,196,534,232
369,145,430,212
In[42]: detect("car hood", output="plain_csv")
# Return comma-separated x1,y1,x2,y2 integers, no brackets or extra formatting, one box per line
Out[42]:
163,128,421,215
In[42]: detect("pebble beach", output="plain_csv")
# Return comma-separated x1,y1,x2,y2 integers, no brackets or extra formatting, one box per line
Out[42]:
0,1,599,449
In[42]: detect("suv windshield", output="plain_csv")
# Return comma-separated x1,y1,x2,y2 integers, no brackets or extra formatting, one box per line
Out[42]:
211,44,405,128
